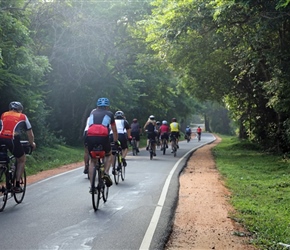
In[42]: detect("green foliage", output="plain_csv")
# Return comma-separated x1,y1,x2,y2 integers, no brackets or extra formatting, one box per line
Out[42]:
25,145,83,176
214,136,290,249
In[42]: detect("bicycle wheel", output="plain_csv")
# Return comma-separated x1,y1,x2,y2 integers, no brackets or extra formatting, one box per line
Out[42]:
150,147,153,160
0,167,8,212
132,140,137,156
14,168,26,203
162,140,166,155
91,166,101,211
113,154,120,185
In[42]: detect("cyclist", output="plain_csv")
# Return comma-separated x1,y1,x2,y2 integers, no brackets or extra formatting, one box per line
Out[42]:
159,120,170,149
109,110,131,167
155,121,161,146
169,117,180,153
130,118,141,153
143,115,157,156
0,101,36,193
86,97,118,189
185,125,192,140
196,126,202,140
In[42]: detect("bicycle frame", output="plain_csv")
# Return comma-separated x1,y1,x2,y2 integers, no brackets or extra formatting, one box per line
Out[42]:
149,138,155,160
171,135,177,157
111,143,124,185
90,147,108,211
131,137,138,156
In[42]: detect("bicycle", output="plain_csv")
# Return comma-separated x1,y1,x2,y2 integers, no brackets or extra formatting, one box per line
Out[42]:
111,143,125,185
185,133,191,142
90,145,109,211
171,135,177,157
0,140,32,212
148,138,156,160
161,138,167,155
131,137,138,156
197,132,201,142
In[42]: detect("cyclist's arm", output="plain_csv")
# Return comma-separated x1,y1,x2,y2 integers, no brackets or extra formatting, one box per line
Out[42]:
143,121,149,130
26,129,36,149
111,123,118,142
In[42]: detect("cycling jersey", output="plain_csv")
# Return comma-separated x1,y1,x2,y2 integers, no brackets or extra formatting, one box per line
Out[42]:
0,111,32,139
87,109,115,137
131,122,140,133
170,122,180,132
160,124,170,134
110,119,130,134
197,127,202,133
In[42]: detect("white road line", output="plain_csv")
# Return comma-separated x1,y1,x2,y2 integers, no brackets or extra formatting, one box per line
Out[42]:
139,137,215,250
139,148,194,249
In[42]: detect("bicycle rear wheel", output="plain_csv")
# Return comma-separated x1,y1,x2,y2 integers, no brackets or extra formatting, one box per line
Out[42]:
91,166,101,211
162,140,166,155
0,167,8,212
132,140,137,156
150,148,153,160
14,168,26,204
113,154,120,185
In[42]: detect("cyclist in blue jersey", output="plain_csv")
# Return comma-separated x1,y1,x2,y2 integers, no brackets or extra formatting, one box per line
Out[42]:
86,98,118,189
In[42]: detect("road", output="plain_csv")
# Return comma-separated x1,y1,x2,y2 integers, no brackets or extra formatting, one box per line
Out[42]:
0,133,215,250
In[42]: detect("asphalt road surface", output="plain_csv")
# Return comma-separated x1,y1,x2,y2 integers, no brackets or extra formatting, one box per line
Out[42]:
0,132,215,250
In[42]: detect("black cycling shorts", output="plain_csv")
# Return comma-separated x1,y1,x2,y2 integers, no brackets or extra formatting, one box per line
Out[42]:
0,137,25,158
87,136,111,157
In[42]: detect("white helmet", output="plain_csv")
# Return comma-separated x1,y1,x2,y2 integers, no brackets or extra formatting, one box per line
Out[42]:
149,115,155,120
162,120,167,125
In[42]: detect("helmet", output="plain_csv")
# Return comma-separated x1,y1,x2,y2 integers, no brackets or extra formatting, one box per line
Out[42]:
115,110,124,119
149,115,155,120
96,97,110,107
9,101,23,112
162,120,167,125
156,121,161,125
187,125,190,128
133,118,138,123
172,117,177,122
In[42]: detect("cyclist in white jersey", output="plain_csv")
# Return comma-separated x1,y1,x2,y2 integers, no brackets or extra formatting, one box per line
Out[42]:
109,111,131,167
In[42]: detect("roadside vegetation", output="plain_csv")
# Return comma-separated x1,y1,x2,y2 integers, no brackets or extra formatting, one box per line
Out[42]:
25,136,149,176
213,135,290,249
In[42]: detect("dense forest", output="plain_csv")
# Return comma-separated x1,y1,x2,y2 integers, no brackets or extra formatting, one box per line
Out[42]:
0,0,289,152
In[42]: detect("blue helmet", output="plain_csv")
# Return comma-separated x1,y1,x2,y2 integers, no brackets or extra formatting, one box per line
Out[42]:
96,97,110,107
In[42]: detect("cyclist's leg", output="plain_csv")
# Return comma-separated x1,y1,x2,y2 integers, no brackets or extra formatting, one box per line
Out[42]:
83,145,89,174
135,133,140,152
12,139,26,192
118,134,128,166
102,137,113,187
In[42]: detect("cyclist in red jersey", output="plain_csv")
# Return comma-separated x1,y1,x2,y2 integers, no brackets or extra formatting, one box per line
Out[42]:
196,126,202,140
159,120,170,149
86,98,118,189
0,101,36,193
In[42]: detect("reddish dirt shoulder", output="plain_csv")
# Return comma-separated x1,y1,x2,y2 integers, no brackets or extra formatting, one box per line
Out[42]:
27,162,83,185
165,136,256,250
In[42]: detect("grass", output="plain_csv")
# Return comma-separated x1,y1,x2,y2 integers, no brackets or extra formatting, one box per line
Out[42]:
25,145,84,176
24,135,149,177
213,136,290,249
